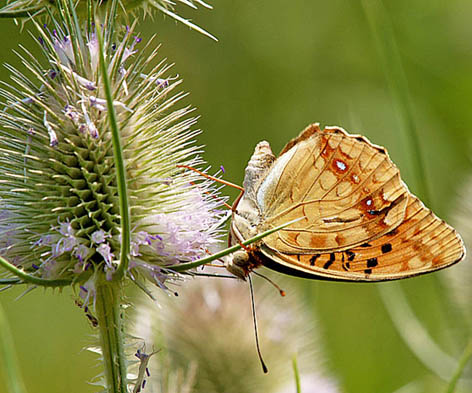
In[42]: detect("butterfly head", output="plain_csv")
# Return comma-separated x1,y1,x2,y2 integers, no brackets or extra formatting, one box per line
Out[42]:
225,250,252,280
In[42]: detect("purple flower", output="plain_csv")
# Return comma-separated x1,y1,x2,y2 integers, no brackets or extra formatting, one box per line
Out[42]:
91,230,110,244
97,243,114,266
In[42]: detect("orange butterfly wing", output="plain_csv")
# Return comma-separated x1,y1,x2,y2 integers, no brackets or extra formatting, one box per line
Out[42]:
234,123,465,281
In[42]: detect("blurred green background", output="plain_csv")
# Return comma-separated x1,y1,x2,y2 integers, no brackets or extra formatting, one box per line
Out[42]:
0,0,472,392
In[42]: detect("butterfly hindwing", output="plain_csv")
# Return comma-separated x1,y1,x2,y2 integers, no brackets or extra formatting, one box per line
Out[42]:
260,195,464,281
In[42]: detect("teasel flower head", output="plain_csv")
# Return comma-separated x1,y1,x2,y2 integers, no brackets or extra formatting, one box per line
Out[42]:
134,277,339,393
0,17,226,302
0,0,216,40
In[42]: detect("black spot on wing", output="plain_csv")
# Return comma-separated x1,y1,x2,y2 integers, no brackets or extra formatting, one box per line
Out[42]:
381,243,392,253
310,254,320,266
346,250,355,261
367,258,378,268
323,253,336,269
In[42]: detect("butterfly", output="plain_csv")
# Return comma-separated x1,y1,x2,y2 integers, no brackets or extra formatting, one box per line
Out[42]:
226,123,465,282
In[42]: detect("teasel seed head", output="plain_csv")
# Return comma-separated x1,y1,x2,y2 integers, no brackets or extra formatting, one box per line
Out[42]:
134,278,339,393
0,18,226,301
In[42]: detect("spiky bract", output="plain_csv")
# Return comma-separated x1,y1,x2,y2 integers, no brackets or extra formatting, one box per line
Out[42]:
0,0,216,40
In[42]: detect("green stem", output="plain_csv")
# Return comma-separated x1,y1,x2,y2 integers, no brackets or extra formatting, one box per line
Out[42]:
361,0,430,205
168,217,304,272
292,356,301,393
95,22,131,281
95,278,128,393
0,255,72,287
0,303,28,393
445,340,472,393
91,11,129,393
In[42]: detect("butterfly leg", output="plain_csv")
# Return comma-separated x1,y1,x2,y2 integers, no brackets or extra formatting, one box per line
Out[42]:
237,240,256,253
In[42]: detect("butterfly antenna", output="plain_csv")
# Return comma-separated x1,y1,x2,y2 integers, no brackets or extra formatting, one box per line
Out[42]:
177,164,244,191
248,275,268,374
253,271,286,297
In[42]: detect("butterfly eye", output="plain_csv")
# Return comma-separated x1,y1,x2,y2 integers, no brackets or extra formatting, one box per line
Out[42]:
232,250,250,267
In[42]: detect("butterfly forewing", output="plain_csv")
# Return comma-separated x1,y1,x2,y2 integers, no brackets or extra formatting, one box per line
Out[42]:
259,124,410,252
260,195,464,281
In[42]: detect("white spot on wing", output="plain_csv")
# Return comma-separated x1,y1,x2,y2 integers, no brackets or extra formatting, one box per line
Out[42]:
335,160,347,171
